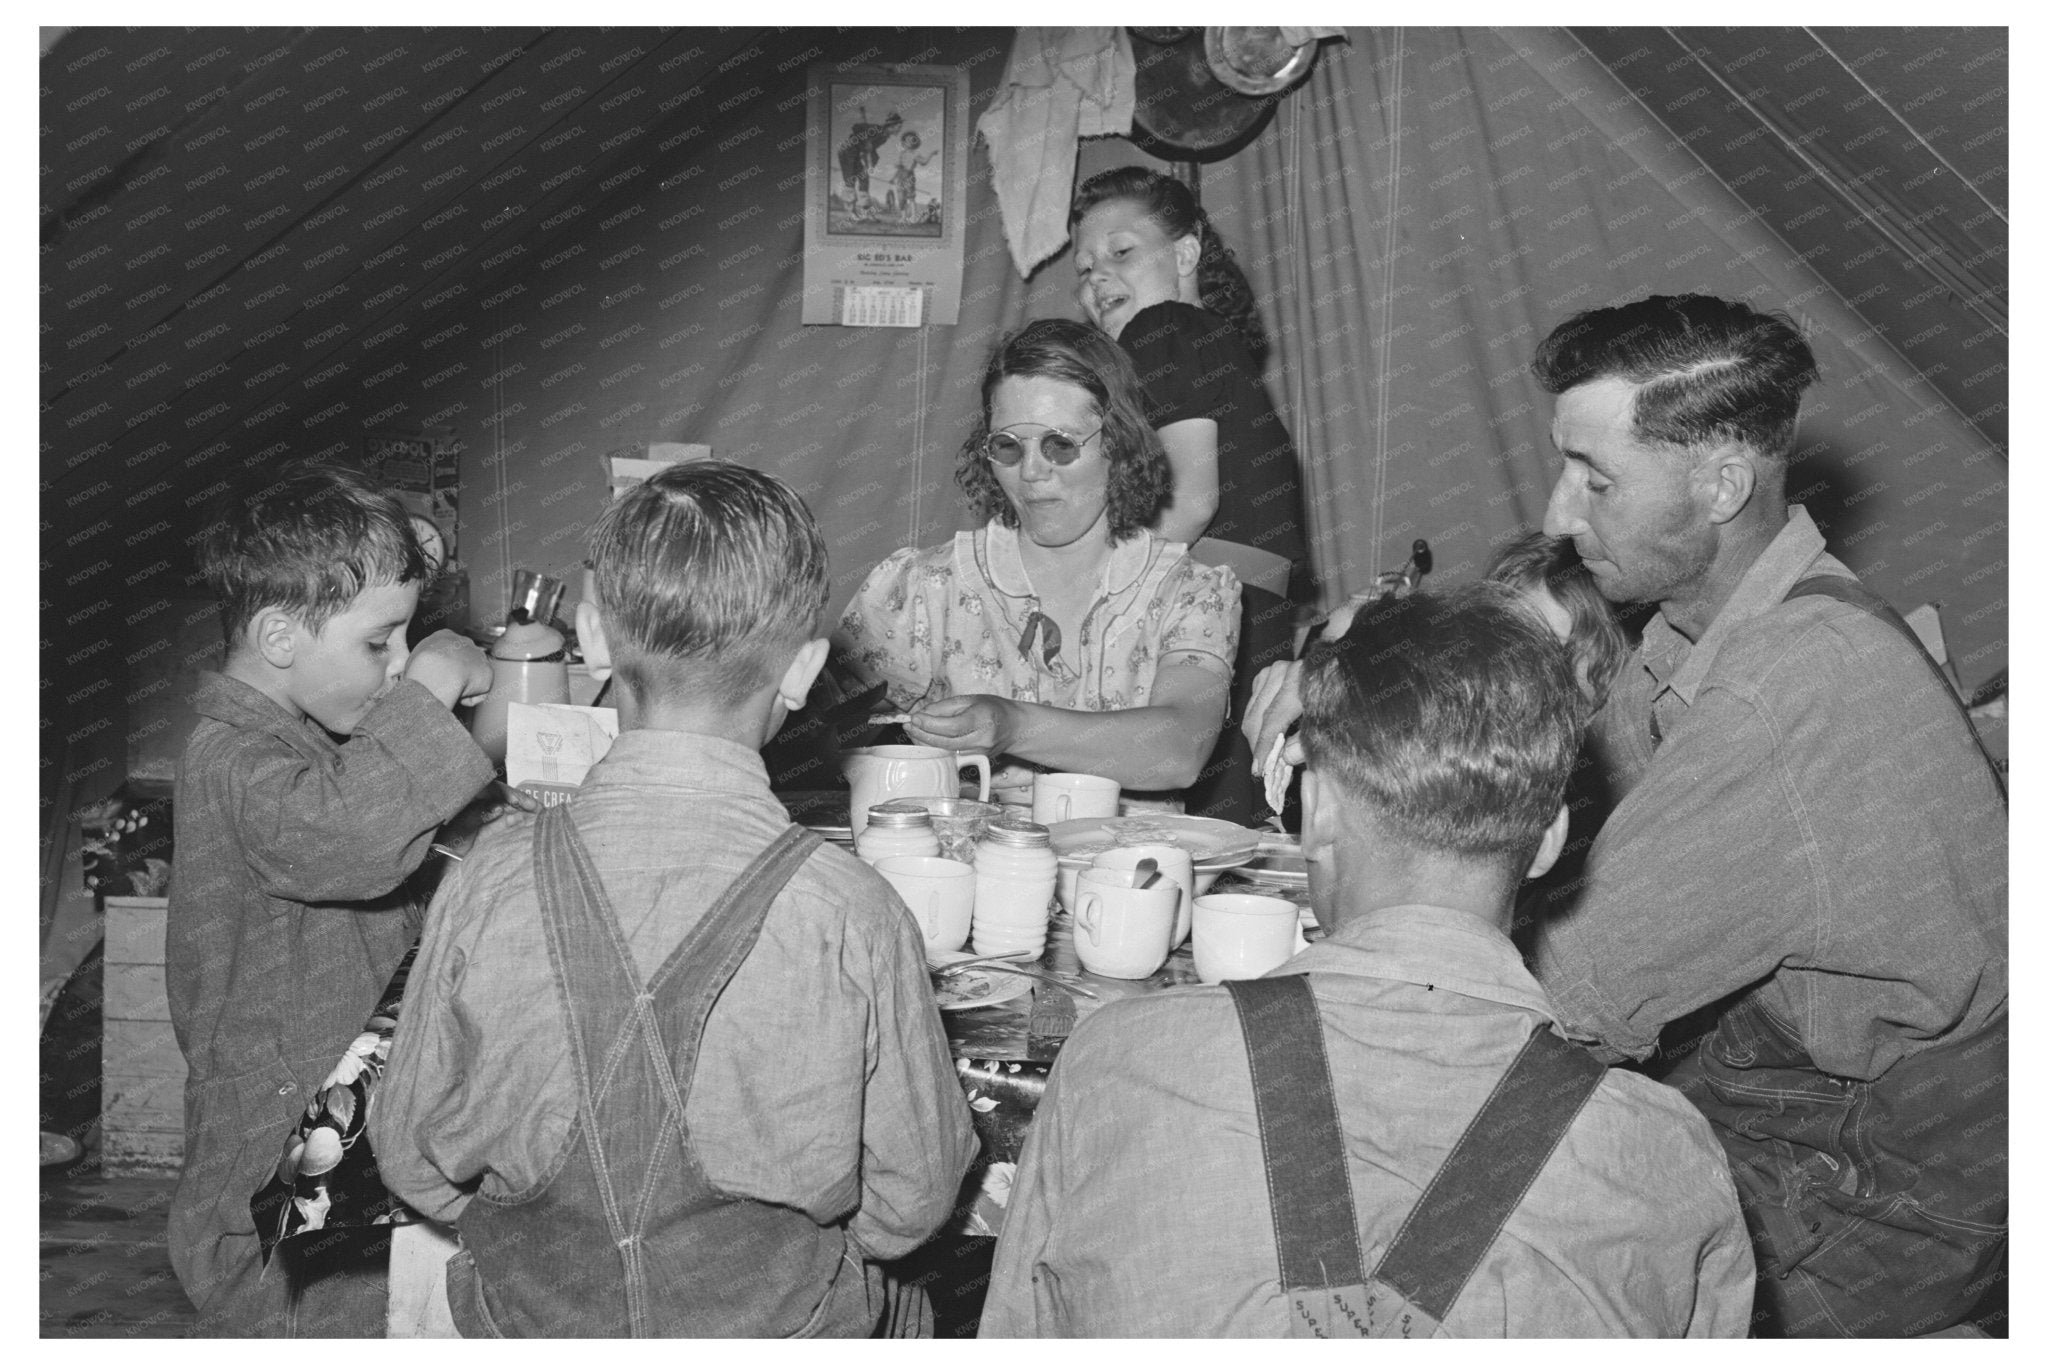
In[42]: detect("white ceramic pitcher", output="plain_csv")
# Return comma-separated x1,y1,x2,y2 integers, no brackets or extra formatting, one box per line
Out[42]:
842,744,992,839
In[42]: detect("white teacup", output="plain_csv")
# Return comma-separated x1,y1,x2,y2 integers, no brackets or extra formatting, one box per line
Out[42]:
1193,893,1308,984
1032,772,1121,827
1073,867,1177,979
875,856,976,954
1090,844,1196,949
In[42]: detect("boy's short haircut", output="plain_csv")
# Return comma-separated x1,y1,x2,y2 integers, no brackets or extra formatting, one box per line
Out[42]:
587,460,829,708
1300,583,1583,864
197,463,426,645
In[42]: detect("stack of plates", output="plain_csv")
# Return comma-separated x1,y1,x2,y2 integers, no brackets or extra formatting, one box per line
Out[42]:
1235,834,1309,888
780,791,854,846
1046,815,1262,873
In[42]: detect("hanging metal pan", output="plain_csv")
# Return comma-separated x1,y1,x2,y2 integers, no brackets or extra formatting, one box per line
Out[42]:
1205,28,1321,97
1127,29,1277,162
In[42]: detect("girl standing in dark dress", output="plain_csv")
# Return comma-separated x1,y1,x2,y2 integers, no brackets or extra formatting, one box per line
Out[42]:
1070,166,1309,823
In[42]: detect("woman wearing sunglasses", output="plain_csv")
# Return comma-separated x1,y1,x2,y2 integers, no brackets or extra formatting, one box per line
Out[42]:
835,319,1242,805
1069,167,1310,823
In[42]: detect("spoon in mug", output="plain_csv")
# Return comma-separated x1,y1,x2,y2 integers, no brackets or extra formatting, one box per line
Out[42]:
1132,857,1163,890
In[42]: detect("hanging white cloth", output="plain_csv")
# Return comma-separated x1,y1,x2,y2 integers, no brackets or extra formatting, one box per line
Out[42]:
976,27,1136,279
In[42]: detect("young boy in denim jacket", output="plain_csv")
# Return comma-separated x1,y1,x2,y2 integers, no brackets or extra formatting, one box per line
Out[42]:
168,465,497,1335
375,461,976,1337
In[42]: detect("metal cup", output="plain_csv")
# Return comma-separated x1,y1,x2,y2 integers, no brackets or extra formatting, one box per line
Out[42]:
509,569,567,627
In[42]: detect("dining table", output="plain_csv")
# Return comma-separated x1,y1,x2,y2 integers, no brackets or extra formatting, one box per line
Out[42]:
778,785,1313,1334
936,873,1316,1241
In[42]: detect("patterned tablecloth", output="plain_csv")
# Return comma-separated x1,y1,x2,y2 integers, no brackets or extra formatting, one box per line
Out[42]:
942,877,1314,1236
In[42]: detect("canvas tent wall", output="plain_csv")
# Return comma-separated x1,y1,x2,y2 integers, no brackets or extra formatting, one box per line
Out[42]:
39,26,2006,991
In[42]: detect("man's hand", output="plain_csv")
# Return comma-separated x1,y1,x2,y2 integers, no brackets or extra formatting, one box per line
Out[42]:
404,630,493,710
905,694,1012,755
1244,660,1305,767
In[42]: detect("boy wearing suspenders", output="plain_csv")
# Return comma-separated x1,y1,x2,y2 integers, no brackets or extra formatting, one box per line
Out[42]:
982,585,1753,1337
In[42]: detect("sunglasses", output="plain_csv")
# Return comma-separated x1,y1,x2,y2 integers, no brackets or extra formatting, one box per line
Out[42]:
981,425,1102,467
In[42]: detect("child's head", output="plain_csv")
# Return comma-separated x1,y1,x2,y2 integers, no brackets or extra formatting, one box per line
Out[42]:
1069,164,1269,364
199,463,428,642
581,460,830,728
1484,531,1627,712
198,464,428,731
1301,582,1582,875
900,130,921,150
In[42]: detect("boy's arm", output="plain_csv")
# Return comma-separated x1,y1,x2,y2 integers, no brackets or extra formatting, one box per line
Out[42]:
370,865,484,1222
234,678,494,904
846,911,979,1261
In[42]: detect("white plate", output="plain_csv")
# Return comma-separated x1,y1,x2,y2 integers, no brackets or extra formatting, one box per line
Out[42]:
1235,835,1309,887
928,952,1035,1011
1048,815,1262,869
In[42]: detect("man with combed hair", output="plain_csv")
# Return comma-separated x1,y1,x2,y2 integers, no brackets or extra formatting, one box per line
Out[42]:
375,461,976,1336
982,585,1754,1338
1527,294,2007,1337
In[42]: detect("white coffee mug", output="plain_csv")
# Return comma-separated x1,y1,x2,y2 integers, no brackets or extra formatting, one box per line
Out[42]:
1031,772,1121,827
1073,867,1177,979
1193,893,1307,984
874,856,976,954
1090,844,1196,949
1055,862,1084,916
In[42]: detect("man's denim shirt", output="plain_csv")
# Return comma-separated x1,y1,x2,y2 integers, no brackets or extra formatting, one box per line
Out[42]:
1534,505,2007,1077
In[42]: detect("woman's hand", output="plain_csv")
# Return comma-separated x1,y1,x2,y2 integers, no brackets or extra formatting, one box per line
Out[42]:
904,694,1013,755
1244,660,1305,767
1244,589,1382,759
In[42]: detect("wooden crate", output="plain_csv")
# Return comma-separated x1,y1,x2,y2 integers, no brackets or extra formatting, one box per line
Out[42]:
100,896,185,1175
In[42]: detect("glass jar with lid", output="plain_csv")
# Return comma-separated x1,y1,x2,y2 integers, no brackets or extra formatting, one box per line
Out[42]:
972,818,1058,959
857,801,941,865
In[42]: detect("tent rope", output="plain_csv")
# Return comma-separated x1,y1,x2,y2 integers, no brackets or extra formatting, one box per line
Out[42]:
911,325,928,543
1803,30,2007,230
1659,27,2005,339
1370,33,1405,585
1281,71,1310,602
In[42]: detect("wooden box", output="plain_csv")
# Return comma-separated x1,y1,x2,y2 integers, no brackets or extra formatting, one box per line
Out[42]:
100,896,185,1175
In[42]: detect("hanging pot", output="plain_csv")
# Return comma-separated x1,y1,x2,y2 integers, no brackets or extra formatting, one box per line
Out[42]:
1127,29,1277,163
1204,28,1322,98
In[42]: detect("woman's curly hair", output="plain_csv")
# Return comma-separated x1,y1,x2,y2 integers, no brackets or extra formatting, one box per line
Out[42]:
956,319,1170,543
1069,165,1269,366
